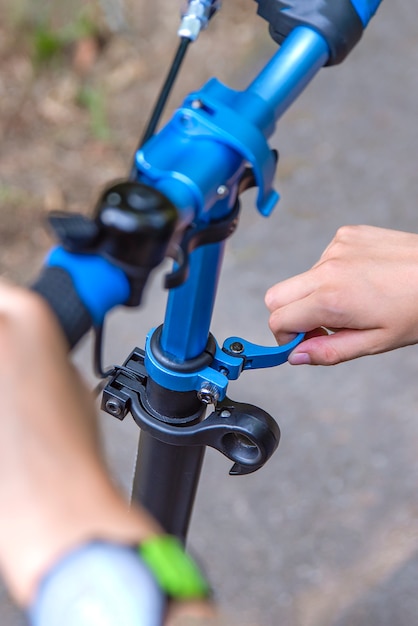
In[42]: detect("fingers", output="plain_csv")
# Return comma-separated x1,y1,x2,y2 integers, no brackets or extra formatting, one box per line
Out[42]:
265,273,319,345
288,328,383,366
265,271,315,312
264,225,418,364
265,265,386,365
267,287,352,342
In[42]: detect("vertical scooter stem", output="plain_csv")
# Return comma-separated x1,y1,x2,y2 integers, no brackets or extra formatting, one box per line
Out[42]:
131,381,206,542
131,27,330,540
156,27,330,362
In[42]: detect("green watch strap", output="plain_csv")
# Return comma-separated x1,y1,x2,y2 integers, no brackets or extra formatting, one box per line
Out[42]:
138,535,210,600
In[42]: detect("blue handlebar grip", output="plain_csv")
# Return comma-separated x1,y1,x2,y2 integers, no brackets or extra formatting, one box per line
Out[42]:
32,248,130,348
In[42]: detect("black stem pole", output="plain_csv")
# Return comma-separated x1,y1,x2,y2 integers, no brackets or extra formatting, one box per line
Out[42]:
131,379,206,542
132,434,205,542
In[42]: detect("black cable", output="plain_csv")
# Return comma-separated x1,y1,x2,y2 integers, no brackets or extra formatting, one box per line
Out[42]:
95,37,194,392
93,323,115,379
93,323,141,397
141,36,191,145
130,36,191,179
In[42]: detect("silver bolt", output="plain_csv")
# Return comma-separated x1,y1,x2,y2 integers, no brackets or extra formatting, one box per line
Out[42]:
178,0,221,41
197,383,220,405
220,409,231,418
190,99,203,109
229,341,244,354
105,399,123,417
216,185,228,198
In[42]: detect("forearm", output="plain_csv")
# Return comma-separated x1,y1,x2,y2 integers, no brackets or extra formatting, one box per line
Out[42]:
0,282,216,626
0,284,162,604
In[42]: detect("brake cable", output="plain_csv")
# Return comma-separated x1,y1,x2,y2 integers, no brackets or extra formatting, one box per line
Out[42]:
95,1,222,383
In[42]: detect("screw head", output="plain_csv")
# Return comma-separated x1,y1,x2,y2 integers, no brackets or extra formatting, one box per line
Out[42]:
180,114,195,129
216,185,228,198
105,399,123,417
197,383,220,405
229,341,244,354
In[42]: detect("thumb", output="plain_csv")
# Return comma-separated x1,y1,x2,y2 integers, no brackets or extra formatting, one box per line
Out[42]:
288,328,380,366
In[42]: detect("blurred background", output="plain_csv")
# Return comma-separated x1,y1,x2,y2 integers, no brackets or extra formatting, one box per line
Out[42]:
0,0,264,282
1,1,418,625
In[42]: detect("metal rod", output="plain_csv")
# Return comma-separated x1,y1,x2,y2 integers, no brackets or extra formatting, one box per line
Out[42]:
246,26,329,123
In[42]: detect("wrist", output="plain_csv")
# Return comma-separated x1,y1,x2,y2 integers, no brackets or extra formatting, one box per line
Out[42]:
29,541,165,626
28,537,211,626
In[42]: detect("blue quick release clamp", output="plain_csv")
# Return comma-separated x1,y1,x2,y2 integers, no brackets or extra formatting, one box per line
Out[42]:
144,327,305,401
222,334,305,371
101,330,305,475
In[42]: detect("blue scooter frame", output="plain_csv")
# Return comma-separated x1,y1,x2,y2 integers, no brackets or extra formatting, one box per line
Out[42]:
34,25,331,540
110,26,328,539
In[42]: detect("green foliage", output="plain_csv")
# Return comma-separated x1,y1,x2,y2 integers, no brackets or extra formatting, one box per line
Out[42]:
0,184,28,207
61,11,97,43
31,9,98,67
77,85,110,141
32,24,63,64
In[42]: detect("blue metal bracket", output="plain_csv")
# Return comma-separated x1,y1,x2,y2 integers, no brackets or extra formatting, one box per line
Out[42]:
135,78,279,220
145,328,305,400
180,79,280,217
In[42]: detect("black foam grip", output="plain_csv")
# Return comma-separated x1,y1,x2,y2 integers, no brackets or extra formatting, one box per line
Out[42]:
32,266,93,349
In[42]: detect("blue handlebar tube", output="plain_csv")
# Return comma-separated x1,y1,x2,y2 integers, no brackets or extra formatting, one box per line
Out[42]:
247,27,329,122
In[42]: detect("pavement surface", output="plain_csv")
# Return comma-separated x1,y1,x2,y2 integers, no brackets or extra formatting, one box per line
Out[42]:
3,1,418,624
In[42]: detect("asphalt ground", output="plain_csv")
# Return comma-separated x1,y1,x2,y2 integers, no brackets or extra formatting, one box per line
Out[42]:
2,1,418,624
